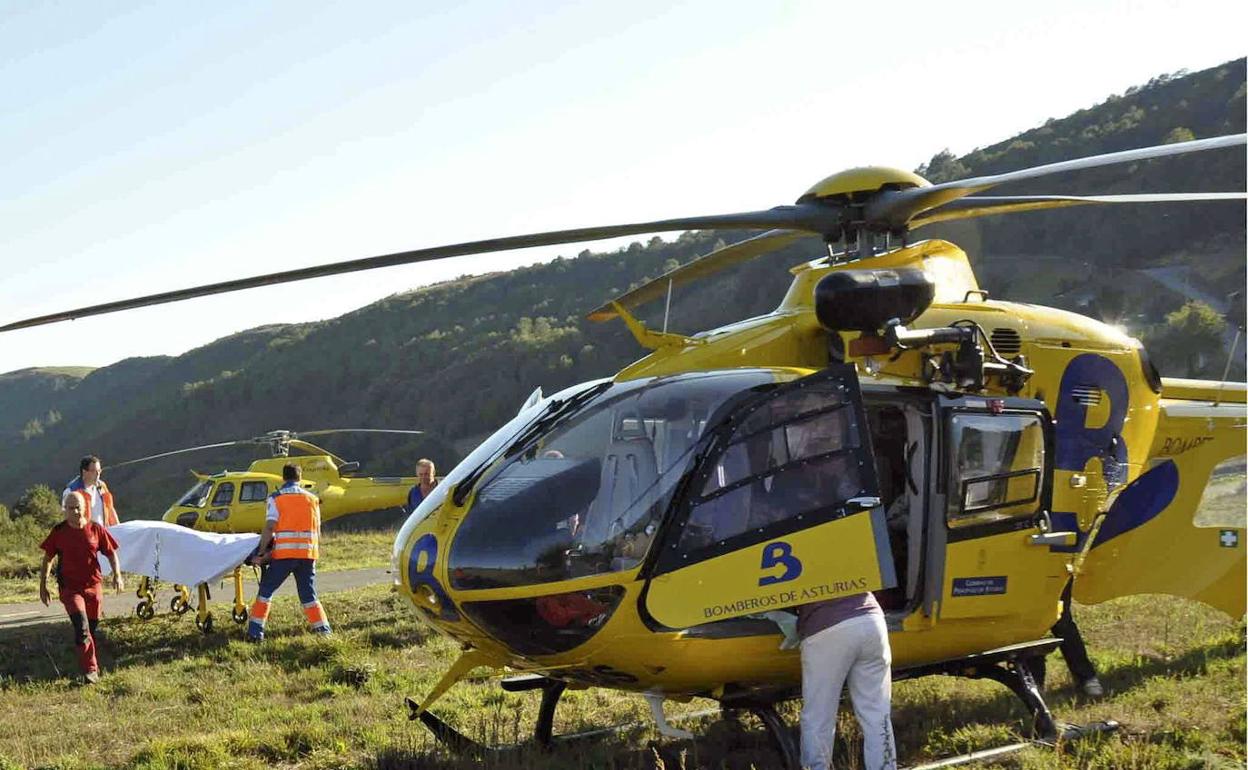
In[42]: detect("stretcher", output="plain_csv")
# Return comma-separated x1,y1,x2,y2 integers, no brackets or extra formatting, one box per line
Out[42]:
99,520,260,634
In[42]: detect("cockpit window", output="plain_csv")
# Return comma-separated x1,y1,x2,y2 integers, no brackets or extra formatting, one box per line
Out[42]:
448,370,788,590
176,480,213,508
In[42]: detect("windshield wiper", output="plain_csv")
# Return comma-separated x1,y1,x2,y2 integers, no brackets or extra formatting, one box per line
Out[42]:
502,381,612,460
451,381,612,506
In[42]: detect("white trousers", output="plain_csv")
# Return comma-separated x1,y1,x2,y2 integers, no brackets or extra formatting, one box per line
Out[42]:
799,613,897,770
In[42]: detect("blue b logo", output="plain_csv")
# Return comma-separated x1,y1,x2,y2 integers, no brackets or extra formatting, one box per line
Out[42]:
759,541,802,586
406,533,460,621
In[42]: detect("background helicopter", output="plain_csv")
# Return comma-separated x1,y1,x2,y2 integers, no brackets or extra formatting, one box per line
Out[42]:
110,428,426,533
3,133,1245,767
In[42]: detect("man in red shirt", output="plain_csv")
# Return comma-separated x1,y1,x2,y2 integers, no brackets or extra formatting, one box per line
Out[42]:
39,490,123,683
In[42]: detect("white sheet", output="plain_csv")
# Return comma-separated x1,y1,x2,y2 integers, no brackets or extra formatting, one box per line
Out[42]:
98,520,261,585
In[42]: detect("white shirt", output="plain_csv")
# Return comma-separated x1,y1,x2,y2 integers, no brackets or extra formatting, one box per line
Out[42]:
63,482,105,525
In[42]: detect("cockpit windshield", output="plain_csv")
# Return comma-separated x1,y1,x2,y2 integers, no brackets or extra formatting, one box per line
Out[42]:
448,369,791,590
391,379,610,570
175,480,213,508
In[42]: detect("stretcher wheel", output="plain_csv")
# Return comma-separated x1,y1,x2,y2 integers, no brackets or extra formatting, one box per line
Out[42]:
195,614,214,634
170,596,191,615
231,607,248,625
135,600,156,620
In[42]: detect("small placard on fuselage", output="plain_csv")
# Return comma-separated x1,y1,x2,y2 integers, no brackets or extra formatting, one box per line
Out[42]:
951,576,1008,597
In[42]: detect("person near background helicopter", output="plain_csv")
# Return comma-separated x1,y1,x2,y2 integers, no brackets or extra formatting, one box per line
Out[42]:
38,490,124,684
245,463,332,641
403,458,438,514
62,454,120,528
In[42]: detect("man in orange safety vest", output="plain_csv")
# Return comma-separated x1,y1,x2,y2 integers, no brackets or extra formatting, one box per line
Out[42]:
246,463,331,641
63,455,120,528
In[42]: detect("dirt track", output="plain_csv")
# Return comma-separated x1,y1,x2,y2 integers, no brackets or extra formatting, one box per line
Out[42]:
0,567,388,632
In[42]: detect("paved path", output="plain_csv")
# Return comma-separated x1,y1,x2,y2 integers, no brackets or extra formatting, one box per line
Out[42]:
0,567,388,633
1142,266,1230,313
1142,266,1242,360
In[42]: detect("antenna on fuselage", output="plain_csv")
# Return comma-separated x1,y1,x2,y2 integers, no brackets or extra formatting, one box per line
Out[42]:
662,277,674,334
1214,291,1246,407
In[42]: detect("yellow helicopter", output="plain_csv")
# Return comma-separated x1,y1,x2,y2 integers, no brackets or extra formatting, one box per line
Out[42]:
4,133,1245,767
111,428,426,533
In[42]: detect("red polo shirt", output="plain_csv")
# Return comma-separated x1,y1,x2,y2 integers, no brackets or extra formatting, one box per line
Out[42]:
40,522,118,593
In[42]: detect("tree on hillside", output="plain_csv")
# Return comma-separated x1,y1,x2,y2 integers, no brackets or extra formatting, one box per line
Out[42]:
1146,300,1229,377
915,149,970,183
1163,126,1196,143
12,485,61,527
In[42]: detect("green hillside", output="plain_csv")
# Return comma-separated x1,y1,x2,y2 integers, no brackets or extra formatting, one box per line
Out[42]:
919,58,1246,313
2,59,1244,518
0,367,93,438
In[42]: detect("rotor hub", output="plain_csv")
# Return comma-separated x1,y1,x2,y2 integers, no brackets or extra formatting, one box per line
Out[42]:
799,167,930,203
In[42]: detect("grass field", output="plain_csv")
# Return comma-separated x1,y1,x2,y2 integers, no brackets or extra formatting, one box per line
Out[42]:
0,582,1242,770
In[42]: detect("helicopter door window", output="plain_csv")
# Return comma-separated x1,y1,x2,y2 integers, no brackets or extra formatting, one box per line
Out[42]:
948,412,1045,529
239,481,268,503
210,482,235,506
678,380,871,557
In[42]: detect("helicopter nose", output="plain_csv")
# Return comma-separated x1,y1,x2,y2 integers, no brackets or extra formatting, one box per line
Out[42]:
393,494,466,627
165,509,199,528
402,528,462,623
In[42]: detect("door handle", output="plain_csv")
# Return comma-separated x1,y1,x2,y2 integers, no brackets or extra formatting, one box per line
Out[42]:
1029,531,1077,547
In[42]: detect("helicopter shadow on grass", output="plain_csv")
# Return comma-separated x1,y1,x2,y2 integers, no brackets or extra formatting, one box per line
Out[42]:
0,613,233,684
357,632,1247,770
1088,629,1245,699
886,631,1245,758
372,728,788,770
374,701,831,770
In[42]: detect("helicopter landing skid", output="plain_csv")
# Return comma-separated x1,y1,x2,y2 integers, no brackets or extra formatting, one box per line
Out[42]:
896,638,1064,739
406,675,568,753
409,640,1118,766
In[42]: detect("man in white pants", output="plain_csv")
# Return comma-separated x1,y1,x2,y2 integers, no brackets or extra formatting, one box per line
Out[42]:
798,592,896,770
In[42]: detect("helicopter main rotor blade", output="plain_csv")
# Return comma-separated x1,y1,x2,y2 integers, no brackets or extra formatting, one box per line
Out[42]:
867,133,1247,229
911,191,1248,229
286,439,349,465
295,428,425,438
586,229,815,322
0,204,845,334
109,440,251,469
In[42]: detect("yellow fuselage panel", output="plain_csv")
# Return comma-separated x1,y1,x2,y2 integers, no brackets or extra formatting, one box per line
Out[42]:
646,513,893,629
1075,399,1247,615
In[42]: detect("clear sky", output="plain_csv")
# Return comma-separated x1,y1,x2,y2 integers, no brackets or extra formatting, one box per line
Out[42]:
1,0,1244,374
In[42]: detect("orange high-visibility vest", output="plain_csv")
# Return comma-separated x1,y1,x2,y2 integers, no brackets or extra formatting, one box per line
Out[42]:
65,479,120,528
270,487,321,561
